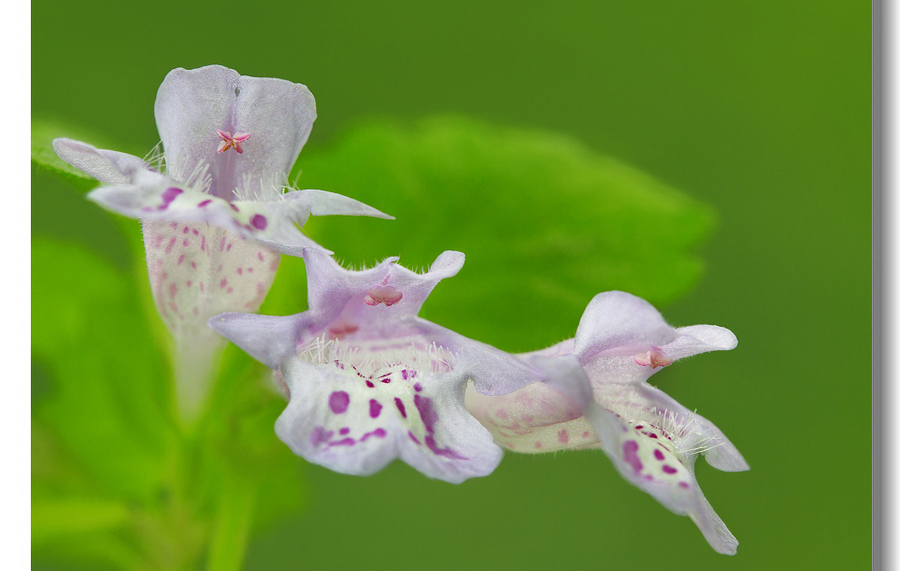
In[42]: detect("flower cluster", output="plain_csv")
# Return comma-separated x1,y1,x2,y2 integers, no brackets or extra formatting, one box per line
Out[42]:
56,65,747,554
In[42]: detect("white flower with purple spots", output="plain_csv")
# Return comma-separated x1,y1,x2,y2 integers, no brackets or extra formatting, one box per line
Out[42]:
465,291,748,554
53,65,391,418
209,248,542,483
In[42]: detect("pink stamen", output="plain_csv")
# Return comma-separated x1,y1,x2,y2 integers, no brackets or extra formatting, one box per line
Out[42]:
216,130,251,154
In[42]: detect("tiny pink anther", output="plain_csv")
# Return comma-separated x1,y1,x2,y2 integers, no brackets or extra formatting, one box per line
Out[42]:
216,130,251,154
634,348,672,369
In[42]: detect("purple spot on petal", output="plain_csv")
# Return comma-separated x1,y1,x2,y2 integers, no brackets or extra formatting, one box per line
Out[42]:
679,482,690,489
310,426,334,447
365,380,374,388
360,428,387,442
558,429,569,444
339,427,350,435
408,431,421,445
160,187,183,207
229,203,240,212
414,395,438,434
662,465,678,474
622,440,643,474
369,399,383,418
198,199,212,208
394,397,407,418
182,226,189,234
328,437,355,447
654,449,665,461
425,435,467,459
328,391,350,414
401,369,408,380
251,214,268,230
414,382,423,392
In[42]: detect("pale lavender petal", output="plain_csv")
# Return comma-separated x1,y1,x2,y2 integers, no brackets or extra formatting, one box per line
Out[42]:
154,65,315,200
253,190,393,257
275,352,502,483
663,324,738,360
581,403,740,555
208,313,309,369
88,171,345,254
302,248,397,317
52,138,145,185
573,291,678,360
301,248,465,322
420,321,546,396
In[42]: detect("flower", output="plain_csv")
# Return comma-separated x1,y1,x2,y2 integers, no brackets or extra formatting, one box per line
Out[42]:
464,291,748,554
53,65,391,419
208,248,542,483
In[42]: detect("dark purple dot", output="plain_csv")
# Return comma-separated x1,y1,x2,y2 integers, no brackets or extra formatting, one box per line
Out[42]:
679,482,690,489
394,397,407,418
648,433,658,439
339,427,350,435
161,187,183,205
408,431,421,445
662,465,678,474
414,395,438,434
328,391,350,414
622,440,643,474
401,370,408,380
369,399,383,418
654,449,665,461
250,214,268,230
365,380,374,388
229,203,240,212
198,199,212,208
414,382,423,392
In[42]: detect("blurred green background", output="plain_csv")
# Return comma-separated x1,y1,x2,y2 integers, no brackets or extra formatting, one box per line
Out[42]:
32,1,871,569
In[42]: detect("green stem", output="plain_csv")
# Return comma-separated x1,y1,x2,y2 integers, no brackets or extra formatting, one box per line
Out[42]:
206,472,257,571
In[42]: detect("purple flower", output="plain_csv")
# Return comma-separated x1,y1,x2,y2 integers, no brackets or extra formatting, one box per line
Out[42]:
465,291,748,554
53,66,390,418
209,248,541,483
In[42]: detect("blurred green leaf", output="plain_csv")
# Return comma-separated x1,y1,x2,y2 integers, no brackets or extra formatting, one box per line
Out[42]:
32,499,131,546
295,116,716,351
32,237,173,502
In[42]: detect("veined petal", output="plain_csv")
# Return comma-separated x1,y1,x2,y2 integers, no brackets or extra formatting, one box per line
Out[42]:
52,138,146,185
154,65,316,200
276,348,502,484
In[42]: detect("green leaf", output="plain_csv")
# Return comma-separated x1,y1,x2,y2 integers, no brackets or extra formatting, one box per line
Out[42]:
295,116,716,351
32,237,173,502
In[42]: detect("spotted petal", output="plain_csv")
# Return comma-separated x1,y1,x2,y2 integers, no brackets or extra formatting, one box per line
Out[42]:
154,65,316,200
581,402,740,555
276,354,502,484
